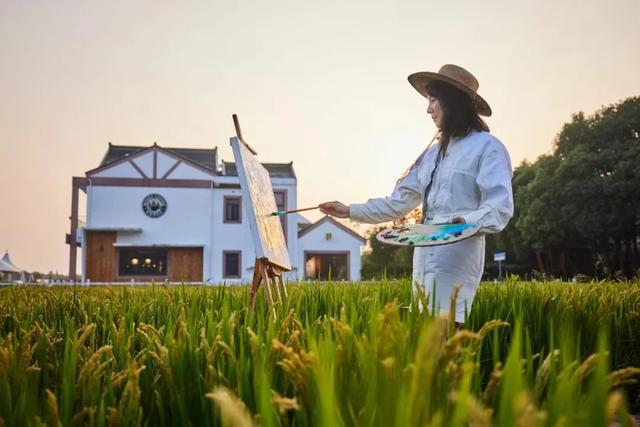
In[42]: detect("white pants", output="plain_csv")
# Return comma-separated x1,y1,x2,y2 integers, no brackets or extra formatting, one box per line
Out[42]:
412,234,485,323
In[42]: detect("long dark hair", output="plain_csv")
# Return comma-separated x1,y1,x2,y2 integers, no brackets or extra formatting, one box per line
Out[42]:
426,80,489,155
395,80,490,185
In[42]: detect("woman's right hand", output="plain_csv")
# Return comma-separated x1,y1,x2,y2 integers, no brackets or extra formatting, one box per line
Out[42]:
318,201,350,218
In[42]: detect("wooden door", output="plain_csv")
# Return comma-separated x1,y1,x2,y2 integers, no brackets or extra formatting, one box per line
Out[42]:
168,248,203,282
85,231,117,282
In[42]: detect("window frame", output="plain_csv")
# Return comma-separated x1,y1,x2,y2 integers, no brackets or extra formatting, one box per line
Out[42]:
273,189,287,242
222,250,242,279
303,250,351,281
223,195,242,224
117,247,168,278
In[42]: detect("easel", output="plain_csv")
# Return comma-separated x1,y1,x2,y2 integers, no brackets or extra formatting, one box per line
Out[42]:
232,114,289,316
249,258,288,316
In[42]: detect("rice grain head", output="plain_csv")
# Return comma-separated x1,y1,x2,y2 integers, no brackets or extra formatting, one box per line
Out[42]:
272,391,300,415
513,391,545,427
482,362,503,406
534,350,560,401
207,386,255,427
574,353,599,382
77,323,96,346
467,396,493,427
70,406,97,426
76,345,114,395
45,389,63,427
477,320,510,337
608,367,640,389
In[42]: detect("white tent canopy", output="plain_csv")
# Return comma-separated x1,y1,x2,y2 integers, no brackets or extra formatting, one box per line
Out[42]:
0,251,21,273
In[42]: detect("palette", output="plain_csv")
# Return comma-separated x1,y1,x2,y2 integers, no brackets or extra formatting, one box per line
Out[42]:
376,223,479,247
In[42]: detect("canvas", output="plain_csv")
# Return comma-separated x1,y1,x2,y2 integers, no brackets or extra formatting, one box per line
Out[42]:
230,137,292,271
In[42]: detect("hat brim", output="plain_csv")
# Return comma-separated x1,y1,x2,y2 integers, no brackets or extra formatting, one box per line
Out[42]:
408,72,492,117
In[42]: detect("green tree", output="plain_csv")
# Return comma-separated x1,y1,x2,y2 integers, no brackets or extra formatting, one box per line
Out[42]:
361,226,414,279
485,160,538,277
515,96,640,277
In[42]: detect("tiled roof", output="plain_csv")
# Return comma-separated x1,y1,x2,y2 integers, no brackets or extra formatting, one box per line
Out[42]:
298,223,313,233
100,144,218,173
222,161,296,179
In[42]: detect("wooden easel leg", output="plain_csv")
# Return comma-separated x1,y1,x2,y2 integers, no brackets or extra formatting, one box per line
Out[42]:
270,266,281,302
278,274,288,299
260,264,276,318
249,261,262,312
249,259,288,317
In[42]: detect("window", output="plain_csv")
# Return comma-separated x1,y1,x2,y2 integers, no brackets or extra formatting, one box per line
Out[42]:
273,190,286,240
223,251,241,278
304,252,349,281
224,196,241,223
119,248,167,276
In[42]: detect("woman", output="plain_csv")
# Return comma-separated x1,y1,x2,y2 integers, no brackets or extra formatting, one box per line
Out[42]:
319,64,514,325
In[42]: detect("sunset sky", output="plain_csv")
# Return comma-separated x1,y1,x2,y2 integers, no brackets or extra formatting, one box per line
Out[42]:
1,0,639,274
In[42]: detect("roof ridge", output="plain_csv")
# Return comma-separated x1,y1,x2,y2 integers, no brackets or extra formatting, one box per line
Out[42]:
223,160,293,166
105,144,216,152
170,146,217,151
105,144,148,149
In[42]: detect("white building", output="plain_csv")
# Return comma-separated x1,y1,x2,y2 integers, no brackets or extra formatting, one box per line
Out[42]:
67,143,365,283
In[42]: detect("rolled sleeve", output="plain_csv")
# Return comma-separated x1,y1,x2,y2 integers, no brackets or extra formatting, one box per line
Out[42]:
349,166,423,224
461,142,514,233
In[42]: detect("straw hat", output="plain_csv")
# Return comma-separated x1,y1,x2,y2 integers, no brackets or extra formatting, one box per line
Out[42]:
408,64,492,117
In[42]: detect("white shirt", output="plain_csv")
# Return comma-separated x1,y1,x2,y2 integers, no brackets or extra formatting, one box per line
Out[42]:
349,130,514,234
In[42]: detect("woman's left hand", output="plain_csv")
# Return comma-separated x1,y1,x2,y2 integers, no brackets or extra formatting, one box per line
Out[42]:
451,216,466,224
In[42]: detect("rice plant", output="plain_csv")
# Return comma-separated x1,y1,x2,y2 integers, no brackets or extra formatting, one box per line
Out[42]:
0,280,638,426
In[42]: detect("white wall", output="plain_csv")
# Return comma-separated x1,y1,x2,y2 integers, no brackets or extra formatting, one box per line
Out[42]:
86,185,214,278
83,152,354,283
156,152,178,177
297,221,364,281
131,152,154,177
167,163,214,180
212,180,299,283
211,186,253,284
92,162,142,178
272,181,299,281
85,177,300,284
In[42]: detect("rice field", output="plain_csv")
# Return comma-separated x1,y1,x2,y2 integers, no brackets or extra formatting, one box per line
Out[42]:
1,279,639,426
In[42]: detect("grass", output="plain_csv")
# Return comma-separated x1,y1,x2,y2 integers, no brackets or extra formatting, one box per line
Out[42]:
0,279,639,426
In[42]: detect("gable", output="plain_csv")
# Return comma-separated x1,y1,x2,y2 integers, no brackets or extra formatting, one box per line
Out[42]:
92,161,144,178
298,217,365,244
97,144,218,171
130,151,154,177
87,145,219,179
165,162,216,180
156,151,178,178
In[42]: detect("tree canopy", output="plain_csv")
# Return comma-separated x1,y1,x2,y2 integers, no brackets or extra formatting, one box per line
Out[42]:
490,96,640,278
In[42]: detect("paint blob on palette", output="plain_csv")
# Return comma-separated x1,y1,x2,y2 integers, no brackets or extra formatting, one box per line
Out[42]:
375,223,479,247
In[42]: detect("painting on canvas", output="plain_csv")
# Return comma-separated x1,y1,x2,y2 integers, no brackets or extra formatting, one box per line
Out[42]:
230,137,292,271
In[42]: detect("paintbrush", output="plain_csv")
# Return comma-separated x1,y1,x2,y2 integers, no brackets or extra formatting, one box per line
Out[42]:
270,206,319,217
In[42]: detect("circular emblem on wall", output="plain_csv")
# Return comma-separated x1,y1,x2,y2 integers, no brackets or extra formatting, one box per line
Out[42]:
142,194,167,218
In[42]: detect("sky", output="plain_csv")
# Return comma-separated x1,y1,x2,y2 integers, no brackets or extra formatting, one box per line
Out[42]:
1,0,639,274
